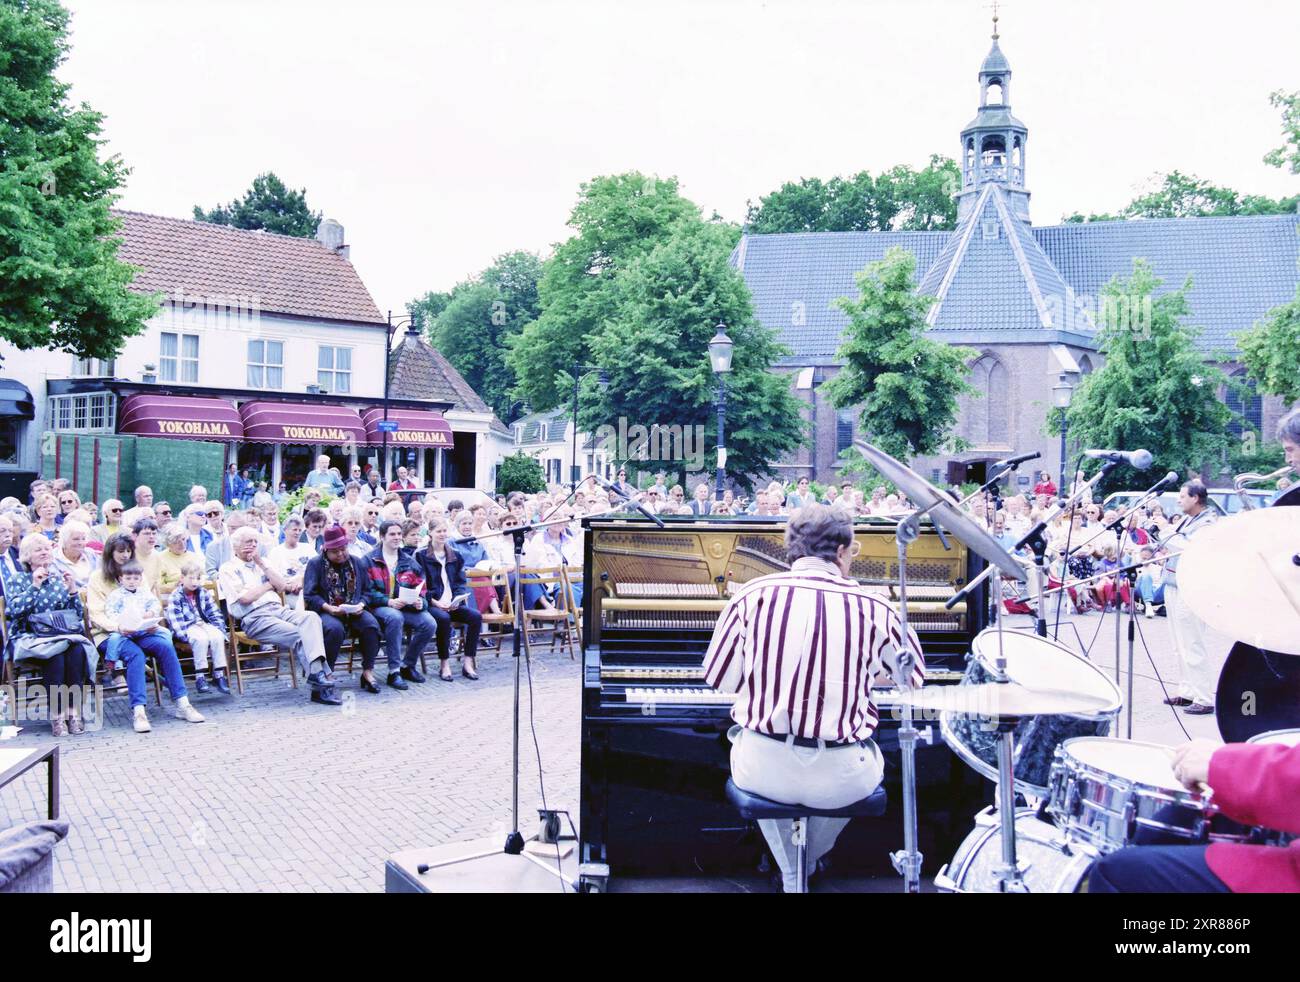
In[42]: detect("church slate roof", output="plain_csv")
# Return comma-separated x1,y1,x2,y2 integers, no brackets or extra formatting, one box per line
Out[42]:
734,210,1299,366
1033,213,1299,353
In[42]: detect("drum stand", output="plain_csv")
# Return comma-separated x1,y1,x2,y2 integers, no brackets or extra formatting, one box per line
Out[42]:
890,512,928,893
987,568,1028,892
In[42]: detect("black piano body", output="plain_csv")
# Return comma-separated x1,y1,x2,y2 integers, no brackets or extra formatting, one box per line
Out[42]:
578,516,992,890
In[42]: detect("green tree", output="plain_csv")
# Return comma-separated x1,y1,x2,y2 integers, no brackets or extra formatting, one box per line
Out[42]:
745,156,960,233
1263,89,1300,174
496,451,545,496
1064,170,1299,222
194,172,322,237
408,289,454,327
506,173,701,410
1237,285,1300,404
416,251,542,419
579,221,804,490
0,0,159,358
1058,260,1233,490
823,247,976,461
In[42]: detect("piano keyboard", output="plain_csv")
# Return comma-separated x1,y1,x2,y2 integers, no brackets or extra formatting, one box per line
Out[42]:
624,687,738,706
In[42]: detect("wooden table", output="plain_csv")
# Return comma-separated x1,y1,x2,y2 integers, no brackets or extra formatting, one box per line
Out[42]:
0,746,59,819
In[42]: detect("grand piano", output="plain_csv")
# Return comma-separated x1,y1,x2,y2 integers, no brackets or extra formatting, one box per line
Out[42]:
578,516,992,891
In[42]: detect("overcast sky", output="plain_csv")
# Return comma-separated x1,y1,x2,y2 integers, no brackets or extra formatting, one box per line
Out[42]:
61,0,1299,317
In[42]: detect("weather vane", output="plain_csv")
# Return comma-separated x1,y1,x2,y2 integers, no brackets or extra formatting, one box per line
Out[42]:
987,0,1002,39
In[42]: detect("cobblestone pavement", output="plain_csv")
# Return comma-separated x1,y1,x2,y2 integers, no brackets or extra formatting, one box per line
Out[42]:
0,602,1240,892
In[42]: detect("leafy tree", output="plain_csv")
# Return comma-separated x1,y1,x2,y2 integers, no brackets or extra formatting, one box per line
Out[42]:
415,251,542,419
506,172,701,410
496,451,545,496
580,221,804,490
0,0,159,358
1063,170,1299,222
1263,89,1300,174
408,289,454,327
1237,285,1300,404
194,172,322,237
745,156,960,233
1057,260,1233,492
823,247,976,461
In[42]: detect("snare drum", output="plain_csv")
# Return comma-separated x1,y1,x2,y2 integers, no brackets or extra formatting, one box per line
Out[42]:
1047,737,1252,855
940,629,1122,795
936,807,1091,893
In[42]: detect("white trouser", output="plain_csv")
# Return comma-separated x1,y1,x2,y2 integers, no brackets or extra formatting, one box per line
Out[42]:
1165,585,1220,706
183,622,228,672
729,725,885,892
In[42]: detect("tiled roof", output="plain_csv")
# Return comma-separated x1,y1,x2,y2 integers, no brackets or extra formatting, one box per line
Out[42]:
1033,213,1300,353
387,332,507,432
732,230,951,363
733,206,1299,362
921,184,1091,335
509,407,571,445
112,210,387,325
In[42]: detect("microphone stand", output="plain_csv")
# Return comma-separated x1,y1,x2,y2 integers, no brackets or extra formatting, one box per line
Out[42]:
950,464,1116,637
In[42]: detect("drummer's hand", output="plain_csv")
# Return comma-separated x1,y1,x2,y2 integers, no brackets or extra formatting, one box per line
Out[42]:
1171,739,1219,790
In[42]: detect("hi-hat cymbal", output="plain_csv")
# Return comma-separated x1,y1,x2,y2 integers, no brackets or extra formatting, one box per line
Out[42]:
1177,508,1300,656
854,442,1027,583
891,682,1115,717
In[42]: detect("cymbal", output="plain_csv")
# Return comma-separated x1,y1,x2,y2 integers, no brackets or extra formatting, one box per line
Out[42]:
891,682,1116,717
854,442,1027,583
1177,508,1300,656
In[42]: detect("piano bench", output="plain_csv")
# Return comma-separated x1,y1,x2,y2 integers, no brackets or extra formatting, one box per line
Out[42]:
724,779,888,893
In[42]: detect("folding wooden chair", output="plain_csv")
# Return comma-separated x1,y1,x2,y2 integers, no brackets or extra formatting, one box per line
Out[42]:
518,566,577,660
466,568,514,656
216,582,299,695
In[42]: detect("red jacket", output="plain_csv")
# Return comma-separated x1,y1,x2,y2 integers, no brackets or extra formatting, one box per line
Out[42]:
1033,480,1057,497
1206,742,1300,892
387,479,417,491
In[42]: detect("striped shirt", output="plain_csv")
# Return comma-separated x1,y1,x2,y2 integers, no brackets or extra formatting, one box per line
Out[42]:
702,557,925,743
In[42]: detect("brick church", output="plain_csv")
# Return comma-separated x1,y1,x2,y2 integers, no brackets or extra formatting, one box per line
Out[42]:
732,23,1299,490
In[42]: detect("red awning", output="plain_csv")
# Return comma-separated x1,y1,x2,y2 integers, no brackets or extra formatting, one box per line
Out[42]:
118,394,243,441
361,407,453,448
239,401,367,445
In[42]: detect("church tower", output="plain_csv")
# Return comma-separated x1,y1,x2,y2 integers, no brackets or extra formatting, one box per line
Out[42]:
956,12,1031,223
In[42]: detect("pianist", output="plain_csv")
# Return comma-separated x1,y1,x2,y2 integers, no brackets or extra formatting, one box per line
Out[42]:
702,504,926,892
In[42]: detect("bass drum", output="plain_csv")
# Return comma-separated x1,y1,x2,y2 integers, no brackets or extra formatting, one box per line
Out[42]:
1215,642,1300,743
936,807,1091,893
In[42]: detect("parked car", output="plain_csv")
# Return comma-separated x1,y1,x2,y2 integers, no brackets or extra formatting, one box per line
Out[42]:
1206,487,1272,515
1101,490,1226,518
412,487,497,510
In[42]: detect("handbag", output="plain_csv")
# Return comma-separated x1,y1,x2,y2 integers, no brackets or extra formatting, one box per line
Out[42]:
28,609,83,637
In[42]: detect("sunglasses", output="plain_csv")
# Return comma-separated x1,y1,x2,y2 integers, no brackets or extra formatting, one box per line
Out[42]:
107,507,122,514
206,510,223,517
157,510,172,517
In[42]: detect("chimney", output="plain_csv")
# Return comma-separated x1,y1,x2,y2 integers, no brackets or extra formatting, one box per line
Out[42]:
316,218,349,259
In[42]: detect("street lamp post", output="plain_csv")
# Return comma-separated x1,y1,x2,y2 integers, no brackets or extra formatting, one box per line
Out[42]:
570,364,608,488
1052,373,1076,504
708,322,734,501
384,310,416,485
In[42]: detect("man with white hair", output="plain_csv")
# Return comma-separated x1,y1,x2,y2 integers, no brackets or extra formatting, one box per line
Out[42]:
134,485,153,509
219,527,339,705
96,499,124,541
387,465,417,492
0,513,20,587
305,454,345,496
189,485,208,505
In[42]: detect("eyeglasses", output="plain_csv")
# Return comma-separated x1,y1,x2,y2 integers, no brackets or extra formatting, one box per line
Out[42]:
206,510,222,518
157,510,172,518
59,497,76,505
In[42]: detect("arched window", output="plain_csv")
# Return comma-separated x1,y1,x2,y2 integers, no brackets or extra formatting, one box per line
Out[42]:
980,135,1006,169
1078,355,1095,375
959,354,1010,446
965,139,976,184
1226,370,1263,438
985,79,1004,105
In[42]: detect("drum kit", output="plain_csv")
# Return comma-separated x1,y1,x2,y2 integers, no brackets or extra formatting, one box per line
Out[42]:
853,442,1300,894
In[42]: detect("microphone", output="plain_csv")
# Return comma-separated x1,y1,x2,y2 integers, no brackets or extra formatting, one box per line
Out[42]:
993,450,1041,470
1150,471,1180,493
1083,448,1153,471
593,475,666,528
